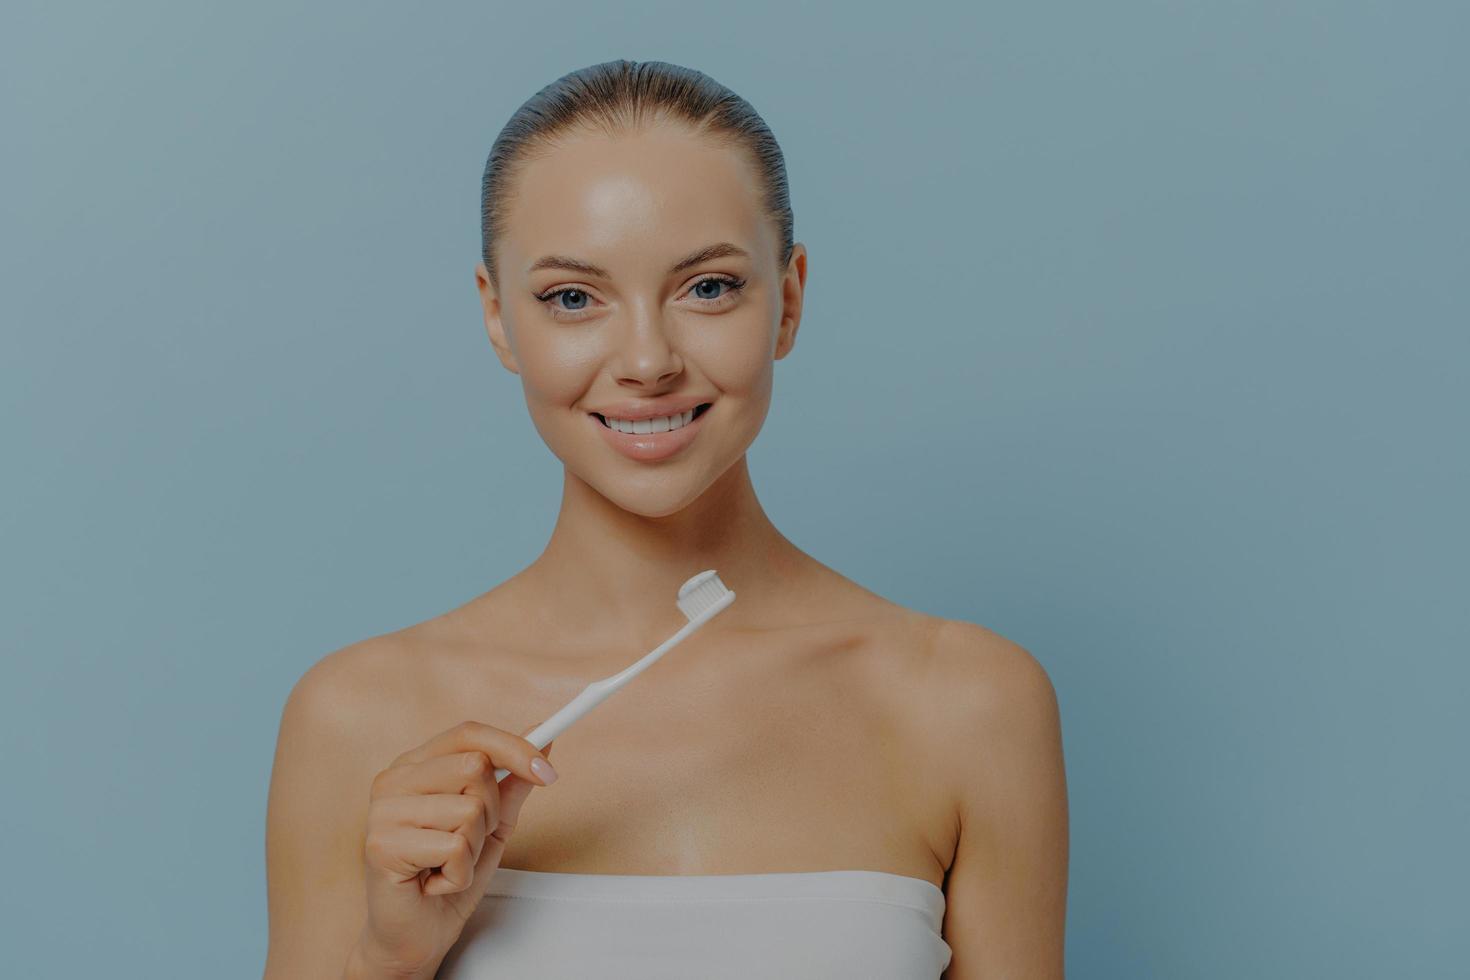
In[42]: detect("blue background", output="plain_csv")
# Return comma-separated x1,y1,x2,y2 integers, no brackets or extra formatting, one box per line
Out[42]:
3,2,1465,976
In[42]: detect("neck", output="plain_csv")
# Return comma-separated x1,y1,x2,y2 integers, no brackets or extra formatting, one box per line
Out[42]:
517,455,807,653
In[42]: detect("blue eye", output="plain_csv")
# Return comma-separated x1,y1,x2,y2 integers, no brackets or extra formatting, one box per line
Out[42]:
542,287,591,312
689,275,746,301
534,275,747,319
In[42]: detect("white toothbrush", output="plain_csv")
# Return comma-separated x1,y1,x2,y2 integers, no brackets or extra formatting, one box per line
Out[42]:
493,569,736,783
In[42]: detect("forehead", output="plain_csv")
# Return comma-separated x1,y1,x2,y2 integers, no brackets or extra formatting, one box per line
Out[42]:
502,122,772,278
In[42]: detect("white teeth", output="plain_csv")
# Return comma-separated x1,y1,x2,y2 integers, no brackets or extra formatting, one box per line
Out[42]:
601,408,695,434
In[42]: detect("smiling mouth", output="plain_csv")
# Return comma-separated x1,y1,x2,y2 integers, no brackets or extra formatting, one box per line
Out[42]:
592,402,713,430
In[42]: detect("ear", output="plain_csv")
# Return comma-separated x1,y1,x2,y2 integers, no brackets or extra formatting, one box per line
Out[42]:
476,260,521,375
774,243,807,361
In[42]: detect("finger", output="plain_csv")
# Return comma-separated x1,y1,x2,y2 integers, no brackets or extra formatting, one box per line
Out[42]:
484,738,554,850
392,721,553,786
365,826,476,892
491,729,558,781
488,747,550,843
372,751,495,799
372,751,500,845
375,793,487,841
372,794,487,870
463,766,541,899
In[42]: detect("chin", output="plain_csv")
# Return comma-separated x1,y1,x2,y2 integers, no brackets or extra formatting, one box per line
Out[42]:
603,481,704,519
562,457,712,517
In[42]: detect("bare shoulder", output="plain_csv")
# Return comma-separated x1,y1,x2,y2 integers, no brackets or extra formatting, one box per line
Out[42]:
899,617,1064,852
278,630,425,757
919,619,1069,976
264,626,448,976
910,617,1065,839
272,617,478,786
923,617,1060,731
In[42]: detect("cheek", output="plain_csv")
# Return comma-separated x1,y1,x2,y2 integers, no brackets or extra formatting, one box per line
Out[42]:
689,314,775,396
512,327,604,405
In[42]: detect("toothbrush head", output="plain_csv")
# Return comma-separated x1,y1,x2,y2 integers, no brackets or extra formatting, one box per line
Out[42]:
676,569,736,622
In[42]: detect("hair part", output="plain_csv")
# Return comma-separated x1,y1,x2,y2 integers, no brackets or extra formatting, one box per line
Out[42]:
480,59,794,291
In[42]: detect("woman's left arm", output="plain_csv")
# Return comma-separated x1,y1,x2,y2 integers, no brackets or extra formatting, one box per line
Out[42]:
931,621,1070,979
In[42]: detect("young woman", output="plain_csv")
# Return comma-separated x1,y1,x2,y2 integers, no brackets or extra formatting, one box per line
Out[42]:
265,59,1068,979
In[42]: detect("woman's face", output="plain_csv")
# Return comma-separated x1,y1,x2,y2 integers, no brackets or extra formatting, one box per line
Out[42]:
476,120,806,518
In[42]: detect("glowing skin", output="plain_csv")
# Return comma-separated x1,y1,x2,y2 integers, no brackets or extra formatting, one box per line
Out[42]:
264,116,1067,980
483,126,789,512
473,119,810,647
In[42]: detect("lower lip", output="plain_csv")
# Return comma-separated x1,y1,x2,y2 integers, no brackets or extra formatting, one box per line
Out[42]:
589,406,709,462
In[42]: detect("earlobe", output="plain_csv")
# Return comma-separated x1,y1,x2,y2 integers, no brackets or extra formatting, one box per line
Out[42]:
774,309,799,360
774,246,806,361
486,313,522,377
487,313,522,376
475,261,522,376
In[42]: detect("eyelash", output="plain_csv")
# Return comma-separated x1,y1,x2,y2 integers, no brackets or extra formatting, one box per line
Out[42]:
533,275,748,321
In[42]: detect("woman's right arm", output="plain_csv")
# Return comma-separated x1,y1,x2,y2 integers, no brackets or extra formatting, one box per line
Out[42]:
263,644,557,979
265,646,410,978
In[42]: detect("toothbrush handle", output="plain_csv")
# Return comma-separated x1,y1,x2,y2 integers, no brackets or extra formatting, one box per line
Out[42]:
491,600,731,782
493,681,612,783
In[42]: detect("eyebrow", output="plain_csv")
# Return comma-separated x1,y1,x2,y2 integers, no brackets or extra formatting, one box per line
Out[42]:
526,242,750,279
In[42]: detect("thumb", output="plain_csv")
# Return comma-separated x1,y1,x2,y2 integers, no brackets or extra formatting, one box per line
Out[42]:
471,739,555,889
493,738,556,838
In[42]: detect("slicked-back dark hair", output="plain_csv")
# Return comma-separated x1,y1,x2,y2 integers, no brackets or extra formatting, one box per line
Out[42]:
480,59,794,291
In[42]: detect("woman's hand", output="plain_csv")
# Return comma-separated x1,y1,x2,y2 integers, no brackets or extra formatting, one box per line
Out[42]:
350,721,558,979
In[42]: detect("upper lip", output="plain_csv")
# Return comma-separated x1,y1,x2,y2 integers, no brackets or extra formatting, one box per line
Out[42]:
587,396,712,421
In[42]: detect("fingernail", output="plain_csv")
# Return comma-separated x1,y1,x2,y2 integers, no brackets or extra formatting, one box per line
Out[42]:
530,757,558,784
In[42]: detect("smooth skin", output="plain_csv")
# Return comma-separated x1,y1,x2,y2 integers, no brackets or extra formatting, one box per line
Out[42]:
264,117,1068,979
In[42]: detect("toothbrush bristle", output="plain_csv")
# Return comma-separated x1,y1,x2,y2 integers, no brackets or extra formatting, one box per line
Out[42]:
676,569,734,621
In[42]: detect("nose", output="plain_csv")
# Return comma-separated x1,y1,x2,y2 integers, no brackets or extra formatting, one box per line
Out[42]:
607,304,684,389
